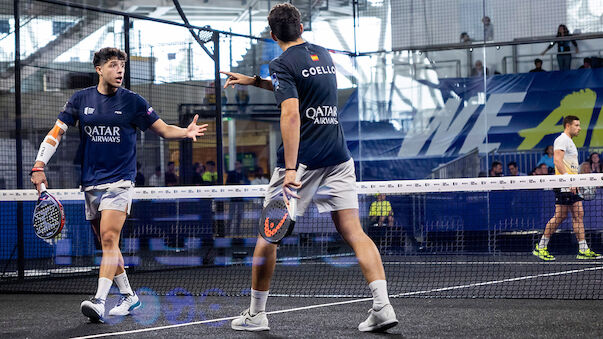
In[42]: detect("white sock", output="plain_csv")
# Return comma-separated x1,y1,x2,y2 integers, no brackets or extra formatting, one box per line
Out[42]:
579,240,589,252
113,272,134,296
369,280,390,310
250,289,269,315
94,277,113,302
538,237,550,249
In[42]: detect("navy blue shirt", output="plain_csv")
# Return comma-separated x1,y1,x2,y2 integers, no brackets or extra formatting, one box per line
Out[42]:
57,87,159,187
269,42,351,170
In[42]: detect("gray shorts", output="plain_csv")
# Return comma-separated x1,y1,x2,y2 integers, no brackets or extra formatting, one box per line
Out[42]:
264,158,359,216
84,181,134,221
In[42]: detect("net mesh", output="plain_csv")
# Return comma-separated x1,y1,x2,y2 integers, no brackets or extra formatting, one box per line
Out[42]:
2,175,603,299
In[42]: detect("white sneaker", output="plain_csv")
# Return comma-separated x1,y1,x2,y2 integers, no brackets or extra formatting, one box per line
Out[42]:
358,304,398,332
231,308,270,331
80,298,105,323
108,293,141,316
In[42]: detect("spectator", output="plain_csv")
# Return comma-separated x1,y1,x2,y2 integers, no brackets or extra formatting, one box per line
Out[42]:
530,58,546,72
507,161,526,176
192,162,205,185
202,160,218,184
489,161,503,177
482,16,493,41
588,152,601,173
235,85,250,114
148,166,164,186
250,167,269,185
471,60,490,77
226,160,249,185
165,161,178,186
135,161,145,186
542,24,579,71
579,161,592,174
369,193,394,227
537,145,555,172
539,163,550,175
578,57,592,69
226,160,248,236
460,32,472,43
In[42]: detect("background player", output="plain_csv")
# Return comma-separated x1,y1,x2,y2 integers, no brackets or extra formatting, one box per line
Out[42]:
30,47,208,323
221,3,398,332
533,115,601,261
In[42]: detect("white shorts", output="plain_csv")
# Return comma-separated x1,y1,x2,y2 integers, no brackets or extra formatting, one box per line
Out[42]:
264,158,359,216
84,181,134,221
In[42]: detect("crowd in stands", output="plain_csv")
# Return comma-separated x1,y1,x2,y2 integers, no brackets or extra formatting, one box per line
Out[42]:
136,160,268,187
462,22,599,75
483,145,602,177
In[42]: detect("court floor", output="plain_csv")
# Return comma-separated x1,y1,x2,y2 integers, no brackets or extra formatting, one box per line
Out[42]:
1,293,602,338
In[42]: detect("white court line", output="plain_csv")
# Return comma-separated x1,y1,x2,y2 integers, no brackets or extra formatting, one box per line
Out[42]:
391,265,603,297
70,265,603,339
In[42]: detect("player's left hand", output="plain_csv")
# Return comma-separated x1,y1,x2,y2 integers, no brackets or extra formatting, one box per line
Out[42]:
186,114,208,141
283,169,301,204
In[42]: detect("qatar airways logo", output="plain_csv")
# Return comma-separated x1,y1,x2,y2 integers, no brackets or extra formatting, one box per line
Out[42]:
306,105,338,125
301,66,336,78
84,125,121,143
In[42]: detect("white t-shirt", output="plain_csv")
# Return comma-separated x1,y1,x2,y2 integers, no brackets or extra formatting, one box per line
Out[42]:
553,132,579,174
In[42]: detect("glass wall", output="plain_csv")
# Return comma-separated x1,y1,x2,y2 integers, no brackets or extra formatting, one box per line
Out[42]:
3,0,603,186
352,0,603,180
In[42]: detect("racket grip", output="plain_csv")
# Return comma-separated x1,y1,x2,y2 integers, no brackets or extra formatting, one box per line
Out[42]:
40,183,47,192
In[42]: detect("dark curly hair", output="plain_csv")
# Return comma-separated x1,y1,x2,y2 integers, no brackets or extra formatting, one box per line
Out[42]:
93,47,127,67
268,3,302,42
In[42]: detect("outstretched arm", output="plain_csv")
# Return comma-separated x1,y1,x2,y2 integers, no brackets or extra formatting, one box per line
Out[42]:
150,114,208,141
220,70,274,91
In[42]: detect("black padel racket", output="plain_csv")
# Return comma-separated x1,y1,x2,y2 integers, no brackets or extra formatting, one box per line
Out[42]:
33,183,65,239
259,196,297,244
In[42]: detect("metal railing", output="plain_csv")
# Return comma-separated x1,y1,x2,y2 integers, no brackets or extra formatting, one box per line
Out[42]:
483,147,603,176
502,49,603,74
430,148,480,179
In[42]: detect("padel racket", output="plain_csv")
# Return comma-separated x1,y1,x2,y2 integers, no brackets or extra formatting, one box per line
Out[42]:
32,183,65,239
259,197,297,244
578,186,597,201
259,165,305,244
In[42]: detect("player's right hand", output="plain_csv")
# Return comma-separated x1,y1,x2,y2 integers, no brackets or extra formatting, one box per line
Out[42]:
31,171,48,195
282,170,301,204
220,71,254,88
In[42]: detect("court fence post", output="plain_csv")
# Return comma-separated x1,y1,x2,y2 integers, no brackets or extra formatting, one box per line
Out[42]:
14,0,25,280
213,31,224,185
124,15,131,90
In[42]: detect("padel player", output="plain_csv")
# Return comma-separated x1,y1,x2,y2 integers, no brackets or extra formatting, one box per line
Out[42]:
533,115,601,261
30,47,208,323
221,4,398,332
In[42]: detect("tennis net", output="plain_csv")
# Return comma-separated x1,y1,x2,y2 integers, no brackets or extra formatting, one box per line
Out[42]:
1,174,603,299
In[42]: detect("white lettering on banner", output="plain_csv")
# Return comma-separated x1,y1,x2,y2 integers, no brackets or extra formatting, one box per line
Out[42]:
84,125,121,143
305,106,338,125
459,92,527,153
397,92,527,157
301,66,336,78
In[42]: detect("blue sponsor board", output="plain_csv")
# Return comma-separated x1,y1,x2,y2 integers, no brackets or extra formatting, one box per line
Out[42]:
342,68,603,179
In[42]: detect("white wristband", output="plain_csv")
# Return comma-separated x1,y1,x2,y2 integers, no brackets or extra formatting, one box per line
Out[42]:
35,135,59,165
36,120,67,165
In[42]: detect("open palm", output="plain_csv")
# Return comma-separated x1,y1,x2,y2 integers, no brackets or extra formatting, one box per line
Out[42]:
186,114,208,141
